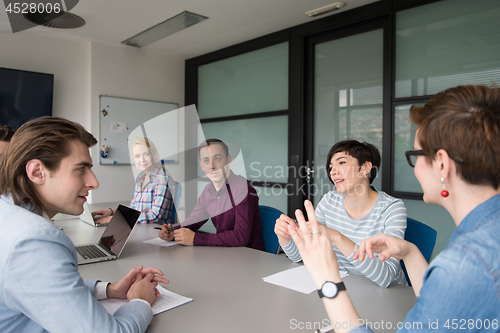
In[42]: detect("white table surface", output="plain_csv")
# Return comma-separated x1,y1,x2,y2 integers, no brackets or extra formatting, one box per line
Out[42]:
55,209,416,333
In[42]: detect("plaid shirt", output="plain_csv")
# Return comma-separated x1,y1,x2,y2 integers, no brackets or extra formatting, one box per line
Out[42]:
130,165,174,224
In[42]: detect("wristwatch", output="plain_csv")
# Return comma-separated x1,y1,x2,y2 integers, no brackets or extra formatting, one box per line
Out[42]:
317,281,346,299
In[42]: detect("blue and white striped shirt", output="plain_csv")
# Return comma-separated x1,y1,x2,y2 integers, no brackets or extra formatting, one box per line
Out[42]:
282,190,408,288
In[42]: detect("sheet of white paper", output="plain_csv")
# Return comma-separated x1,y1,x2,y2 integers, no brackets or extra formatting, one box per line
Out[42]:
142,237,177,247
110,121,126,134
100,285,192,315
263,265,348,294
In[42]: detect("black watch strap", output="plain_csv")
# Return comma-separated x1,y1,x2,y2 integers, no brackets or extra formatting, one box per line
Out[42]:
317,281,346,299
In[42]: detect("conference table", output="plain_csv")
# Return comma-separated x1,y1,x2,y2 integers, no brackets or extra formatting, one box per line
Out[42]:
54,205,416,333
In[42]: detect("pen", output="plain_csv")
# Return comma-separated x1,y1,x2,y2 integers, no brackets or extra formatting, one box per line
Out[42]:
154,226,175,231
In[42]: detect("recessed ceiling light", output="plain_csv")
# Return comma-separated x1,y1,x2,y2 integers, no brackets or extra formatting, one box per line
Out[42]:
306,2,347,17
122,11,208,48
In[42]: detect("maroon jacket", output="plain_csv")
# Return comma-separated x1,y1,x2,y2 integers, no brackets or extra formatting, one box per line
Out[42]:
180,171,265,251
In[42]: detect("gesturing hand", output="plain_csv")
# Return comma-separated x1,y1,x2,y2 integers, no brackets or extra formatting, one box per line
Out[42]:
354,233,428,296
274,214,296,239
353,233,414,262
288,200,341,289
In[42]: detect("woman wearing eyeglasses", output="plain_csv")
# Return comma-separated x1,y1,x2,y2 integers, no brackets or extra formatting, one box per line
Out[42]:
290,84,500,332
276,140,408,288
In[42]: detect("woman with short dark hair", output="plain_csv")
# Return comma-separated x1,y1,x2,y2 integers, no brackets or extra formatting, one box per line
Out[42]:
291,84,500,332
275,140,408,288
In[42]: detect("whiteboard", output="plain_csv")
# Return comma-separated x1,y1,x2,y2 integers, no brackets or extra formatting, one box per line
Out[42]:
99,96,179,165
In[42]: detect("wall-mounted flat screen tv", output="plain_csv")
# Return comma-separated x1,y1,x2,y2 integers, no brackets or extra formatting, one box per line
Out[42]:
0,67,54,130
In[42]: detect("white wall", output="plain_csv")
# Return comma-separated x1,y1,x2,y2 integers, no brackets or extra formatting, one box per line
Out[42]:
2,30,455,256
89,42,185,212
1,33,186,215
0,33,91,128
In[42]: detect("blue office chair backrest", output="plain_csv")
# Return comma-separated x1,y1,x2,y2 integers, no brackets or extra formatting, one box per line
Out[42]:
259,205,283,254
401,217,437,285
170,181,182,225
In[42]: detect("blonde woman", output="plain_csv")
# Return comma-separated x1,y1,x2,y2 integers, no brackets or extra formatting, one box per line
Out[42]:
93,138,175,224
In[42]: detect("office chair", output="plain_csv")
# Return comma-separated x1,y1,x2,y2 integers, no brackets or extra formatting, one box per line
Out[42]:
170,181,182,225
258,205,283,254
401,217,437,285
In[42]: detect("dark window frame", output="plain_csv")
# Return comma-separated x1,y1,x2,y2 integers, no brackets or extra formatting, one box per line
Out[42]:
304,17,390,201
185,0,446,215
185,32,292,214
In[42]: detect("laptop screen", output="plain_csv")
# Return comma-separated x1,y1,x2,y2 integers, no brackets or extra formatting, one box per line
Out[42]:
98,205,141,254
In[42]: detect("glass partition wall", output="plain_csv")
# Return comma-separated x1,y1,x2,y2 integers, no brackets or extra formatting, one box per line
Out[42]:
392,0,500,197
187,0,500,217
311,28,384,206
196,42,289,213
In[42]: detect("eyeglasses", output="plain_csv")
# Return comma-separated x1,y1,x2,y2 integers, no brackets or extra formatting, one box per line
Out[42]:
405,149,464,168
405,150,426,168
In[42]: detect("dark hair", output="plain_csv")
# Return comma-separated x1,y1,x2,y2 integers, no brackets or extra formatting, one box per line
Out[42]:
0,116,97,212
326,140,381,185
410,84,500,189
198,138,229,158
0,125,14,142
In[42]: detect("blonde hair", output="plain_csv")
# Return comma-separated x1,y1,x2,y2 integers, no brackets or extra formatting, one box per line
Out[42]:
131,138,162,169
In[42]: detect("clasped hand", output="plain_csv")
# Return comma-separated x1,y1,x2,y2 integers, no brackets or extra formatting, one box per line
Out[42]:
107,266,169,306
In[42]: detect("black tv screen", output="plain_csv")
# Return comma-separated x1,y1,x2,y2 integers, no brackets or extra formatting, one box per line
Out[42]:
0,67,54,130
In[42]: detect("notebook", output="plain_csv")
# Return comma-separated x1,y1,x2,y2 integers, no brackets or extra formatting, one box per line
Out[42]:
79,202,108,227
75,204,141,265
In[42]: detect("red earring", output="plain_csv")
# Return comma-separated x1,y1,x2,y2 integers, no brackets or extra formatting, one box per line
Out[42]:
441,177,449,198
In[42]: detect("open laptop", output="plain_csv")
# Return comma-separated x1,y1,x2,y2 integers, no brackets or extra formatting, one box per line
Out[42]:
79,202,109,227
75,204,141,265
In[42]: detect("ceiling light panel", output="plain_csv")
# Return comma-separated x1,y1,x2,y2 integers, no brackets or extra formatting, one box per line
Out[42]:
122,11,208,48
306,2,346,17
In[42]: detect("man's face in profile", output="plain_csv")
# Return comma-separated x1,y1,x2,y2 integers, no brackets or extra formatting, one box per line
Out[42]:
199,144,232,185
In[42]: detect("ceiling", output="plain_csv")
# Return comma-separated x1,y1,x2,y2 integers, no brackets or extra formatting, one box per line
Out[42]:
0,0,379,60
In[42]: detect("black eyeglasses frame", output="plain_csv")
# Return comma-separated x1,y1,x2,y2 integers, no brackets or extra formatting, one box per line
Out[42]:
405,150,426,168
404,149,464,168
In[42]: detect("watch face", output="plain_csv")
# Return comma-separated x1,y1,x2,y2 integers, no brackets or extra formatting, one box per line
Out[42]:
322,282,338,298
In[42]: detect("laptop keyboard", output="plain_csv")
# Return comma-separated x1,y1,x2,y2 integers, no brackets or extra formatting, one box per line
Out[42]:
76,245,108,259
